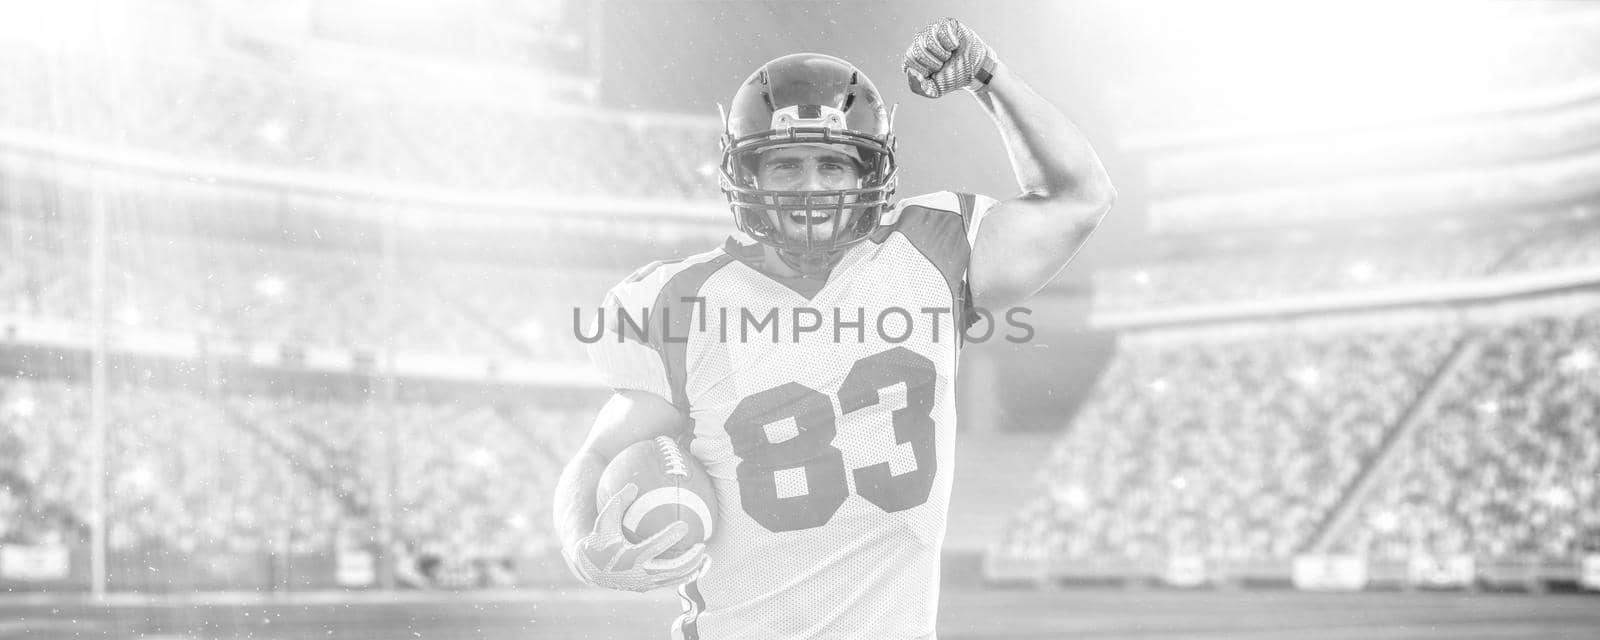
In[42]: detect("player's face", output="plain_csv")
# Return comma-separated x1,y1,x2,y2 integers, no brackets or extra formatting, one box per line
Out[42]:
754,145,863,248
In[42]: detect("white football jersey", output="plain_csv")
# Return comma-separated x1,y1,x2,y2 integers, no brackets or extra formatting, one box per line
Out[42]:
587,192,996,639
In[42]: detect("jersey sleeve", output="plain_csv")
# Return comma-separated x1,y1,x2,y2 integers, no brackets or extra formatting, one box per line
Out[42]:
883,190,999,272
880,191,1001,330
585,251,738,410
585,267,676,405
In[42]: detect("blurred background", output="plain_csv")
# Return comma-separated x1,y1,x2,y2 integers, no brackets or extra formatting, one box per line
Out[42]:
1,0,1598,638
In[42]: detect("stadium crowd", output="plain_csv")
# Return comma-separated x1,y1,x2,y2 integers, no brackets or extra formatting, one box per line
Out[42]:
996,325,1458,563
1000,304,1600,568
0,43,722,201
1339,311,1600,561
0,376,590,581
1095,208,1600,312
0,379,341,554
1,213,619,363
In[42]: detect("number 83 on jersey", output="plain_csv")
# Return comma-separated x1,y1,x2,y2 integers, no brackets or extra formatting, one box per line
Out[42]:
722,346,940,533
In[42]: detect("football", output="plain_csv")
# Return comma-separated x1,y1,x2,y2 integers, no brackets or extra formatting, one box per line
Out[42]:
596,436,717,559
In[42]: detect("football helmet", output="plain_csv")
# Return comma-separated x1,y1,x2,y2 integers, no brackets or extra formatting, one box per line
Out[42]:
719,53,898,256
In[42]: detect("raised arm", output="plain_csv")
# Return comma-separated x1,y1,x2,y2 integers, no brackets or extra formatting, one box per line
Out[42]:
903,19,1117,308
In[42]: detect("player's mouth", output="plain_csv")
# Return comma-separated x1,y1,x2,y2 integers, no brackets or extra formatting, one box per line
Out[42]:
788,210,833,225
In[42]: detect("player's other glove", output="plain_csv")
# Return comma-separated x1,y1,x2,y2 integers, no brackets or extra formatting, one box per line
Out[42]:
903,18,998,99
563,483,708,593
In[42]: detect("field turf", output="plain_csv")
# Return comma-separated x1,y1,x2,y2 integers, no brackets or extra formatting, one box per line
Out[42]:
2,586,1597,639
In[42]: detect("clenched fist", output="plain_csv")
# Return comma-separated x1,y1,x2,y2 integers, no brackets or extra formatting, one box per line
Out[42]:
902,18,998,99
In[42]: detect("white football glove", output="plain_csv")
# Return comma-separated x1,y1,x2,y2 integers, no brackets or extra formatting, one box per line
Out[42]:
564,483,707,593
902,18,999,99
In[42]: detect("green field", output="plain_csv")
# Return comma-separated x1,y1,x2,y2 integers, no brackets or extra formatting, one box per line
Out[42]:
3,587,1598,639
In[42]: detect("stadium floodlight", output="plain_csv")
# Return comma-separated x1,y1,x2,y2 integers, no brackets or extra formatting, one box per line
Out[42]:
116,306,143,326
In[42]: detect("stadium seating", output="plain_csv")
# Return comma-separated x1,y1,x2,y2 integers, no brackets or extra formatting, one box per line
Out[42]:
1337,312,1600,560
1000,304,1600,571
1491,212,1600,273
997,325,1459,563
0,376,591,572
416,262,622,362
0,380,90,547
0,44,723,201
0,378,341,553
1,212,622,361
1095,209,1600,312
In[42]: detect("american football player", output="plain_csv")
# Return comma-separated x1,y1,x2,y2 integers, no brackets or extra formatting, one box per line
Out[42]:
553,18,1115,639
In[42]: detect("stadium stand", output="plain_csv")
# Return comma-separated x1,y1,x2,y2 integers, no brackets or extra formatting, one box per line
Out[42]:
1095,206,1600,312
0,378,343,553
5,3,1599,602
0,43,723,201
998,296,1600,587
997,323,1461,564
0,379,90,547
0,375,592,581
0,29,679,582
2,211,621,361
1339,311,1600,561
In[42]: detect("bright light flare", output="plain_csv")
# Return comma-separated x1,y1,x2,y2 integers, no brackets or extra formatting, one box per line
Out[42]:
467,448,496,469
259,120,289,147
1368,510,1399,533
1561,348,1596,374
1148,378,1170,394
8,395,37,418
1344,261,1376,283
124,466,157,490
116,306,143,326
1110,0,1566,135
255,275,287,300
1056,485,1090,511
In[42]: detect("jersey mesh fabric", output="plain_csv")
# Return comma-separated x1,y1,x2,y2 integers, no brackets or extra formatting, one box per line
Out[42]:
644,192,992,640
587,250,732,406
